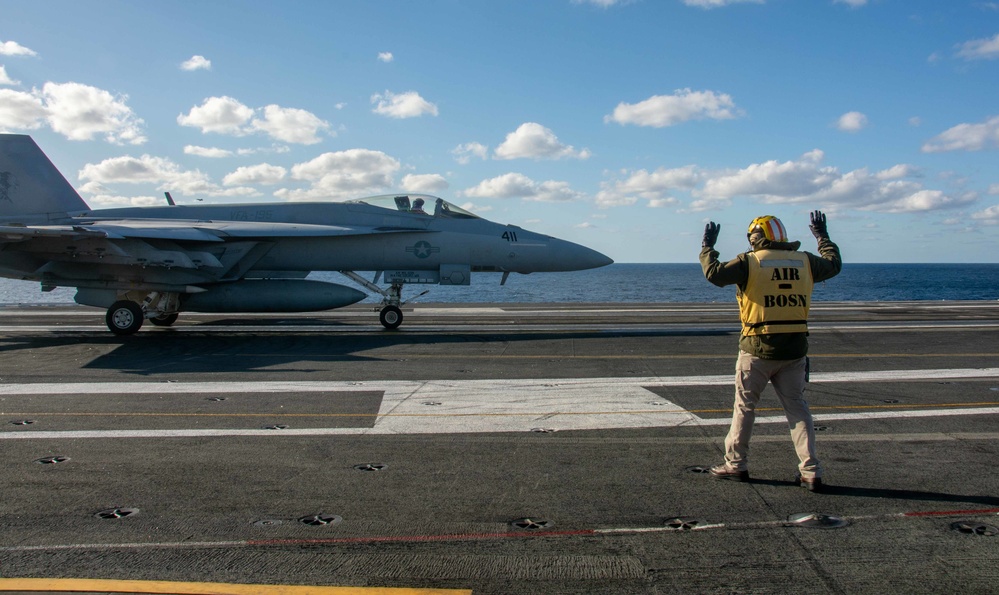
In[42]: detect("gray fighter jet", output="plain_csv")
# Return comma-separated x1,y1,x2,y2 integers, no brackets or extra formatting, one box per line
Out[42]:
0,134,612,334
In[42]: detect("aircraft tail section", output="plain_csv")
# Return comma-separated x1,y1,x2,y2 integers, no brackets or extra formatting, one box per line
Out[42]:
0,134,90,220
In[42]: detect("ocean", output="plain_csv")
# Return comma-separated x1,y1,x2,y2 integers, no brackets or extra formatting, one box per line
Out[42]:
1,263,996,306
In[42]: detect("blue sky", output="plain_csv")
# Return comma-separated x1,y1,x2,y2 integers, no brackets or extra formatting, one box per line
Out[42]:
1,0,997,263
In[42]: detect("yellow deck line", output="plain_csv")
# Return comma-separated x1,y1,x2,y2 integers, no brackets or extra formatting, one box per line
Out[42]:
0,578,470,595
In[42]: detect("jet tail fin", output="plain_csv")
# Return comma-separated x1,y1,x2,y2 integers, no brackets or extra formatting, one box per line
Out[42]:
0,134,90,220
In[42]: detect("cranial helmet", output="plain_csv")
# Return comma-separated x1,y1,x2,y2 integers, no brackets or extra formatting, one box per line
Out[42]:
747,215,787,242
413,198,425,207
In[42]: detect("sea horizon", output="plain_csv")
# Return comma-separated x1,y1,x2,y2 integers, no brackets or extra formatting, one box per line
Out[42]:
1,263,996,306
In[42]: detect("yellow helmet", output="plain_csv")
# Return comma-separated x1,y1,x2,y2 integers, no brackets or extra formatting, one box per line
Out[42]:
747,215,787,242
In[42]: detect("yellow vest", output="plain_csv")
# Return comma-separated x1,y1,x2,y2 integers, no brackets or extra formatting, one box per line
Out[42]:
738,249,813,335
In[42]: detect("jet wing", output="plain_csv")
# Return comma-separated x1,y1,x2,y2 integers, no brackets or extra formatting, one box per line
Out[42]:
62,219,437,240
0,224,110,242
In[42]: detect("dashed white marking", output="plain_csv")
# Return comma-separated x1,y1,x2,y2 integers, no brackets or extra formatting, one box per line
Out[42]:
1,368,997,439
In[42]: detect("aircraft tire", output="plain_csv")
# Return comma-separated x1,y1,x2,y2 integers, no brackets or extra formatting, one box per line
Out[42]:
150,313,179,327
379,305,403,330
106,300,144,335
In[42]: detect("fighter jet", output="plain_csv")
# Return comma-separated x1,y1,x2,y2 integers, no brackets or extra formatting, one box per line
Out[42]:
0,134,612,334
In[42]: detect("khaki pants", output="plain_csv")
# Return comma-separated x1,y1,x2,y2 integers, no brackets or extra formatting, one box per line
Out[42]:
723,351,821,479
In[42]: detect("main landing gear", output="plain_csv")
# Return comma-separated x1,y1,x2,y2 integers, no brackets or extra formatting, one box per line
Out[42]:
104,292,181,336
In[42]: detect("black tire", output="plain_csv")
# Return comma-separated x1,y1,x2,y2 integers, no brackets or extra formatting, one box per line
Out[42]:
149,313,179,327
106,301,144,335
379,305,403,330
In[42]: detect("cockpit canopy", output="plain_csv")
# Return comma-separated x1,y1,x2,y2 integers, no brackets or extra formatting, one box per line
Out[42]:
347,194,480,219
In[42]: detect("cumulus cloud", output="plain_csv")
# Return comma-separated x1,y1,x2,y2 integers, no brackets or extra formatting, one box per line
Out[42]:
178,96,253,135
956,33,999,60
222,164,287,186
184,145,233,158
78,153,255,200
605,88,743,128
250,104,330,144
694,150,975,213
836,111,868,132
922,116,999,153
973,204,999,225
596,165,702,208
180,55,212,71
494,122,591,161
178,96,330,144
571,0,629,6
275,149,401,201
0,88,46,129
452,142,488,164
371,90,438,119
463,172,584,203
401,173,449,194
378,52,394,63
0,41,37,57
0,82,146,144
681,0,764,8
0,66,19,86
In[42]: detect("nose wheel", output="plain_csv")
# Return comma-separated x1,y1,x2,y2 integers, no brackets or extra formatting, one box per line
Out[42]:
379,305,403,330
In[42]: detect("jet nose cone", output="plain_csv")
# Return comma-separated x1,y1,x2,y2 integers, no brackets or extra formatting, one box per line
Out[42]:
552,239,614,271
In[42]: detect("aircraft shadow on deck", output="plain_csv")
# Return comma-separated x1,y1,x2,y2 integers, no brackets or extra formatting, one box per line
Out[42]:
0,327,723,375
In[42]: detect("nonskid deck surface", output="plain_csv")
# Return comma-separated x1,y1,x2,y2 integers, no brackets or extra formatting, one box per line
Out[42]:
1,302,998,594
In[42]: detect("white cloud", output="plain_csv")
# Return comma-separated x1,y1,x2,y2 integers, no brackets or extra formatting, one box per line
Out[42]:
86,194,164,208
378,52,394,63
922,116,999,153
836,111,868,132
596,165,702,208
648,198,679,208
0,41,37,57
605,88,743,128
180,55,212,71
250,104,330,144
571,0,629,7
78,153,255,199
833,0,868,6
973,204,999,225
184,145,233,158
2,82,148,144
178,97,329,144
43,82,146,144
401,173,449,193
463,172,584,203
223,164,287,186
0,66,19,86
681,0,764,8
277,149,401,201
452,142,489,164
371,90,439,119
956,33,999,60
989,183,999,195
695,150,975,213
178,96,254,135
494,122,591,161
0,88,46,129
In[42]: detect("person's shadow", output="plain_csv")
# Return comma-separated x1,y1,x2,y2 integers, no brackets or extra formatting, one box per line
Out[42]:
749,478,999,508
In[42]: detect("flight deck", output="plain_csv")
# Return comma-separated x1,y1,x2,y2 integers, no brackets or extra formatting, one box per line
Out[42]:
1,302,997,594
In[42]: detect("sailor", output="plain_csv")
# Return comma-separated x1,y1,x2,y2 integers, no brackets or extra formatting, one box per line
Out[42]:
699,211,842,492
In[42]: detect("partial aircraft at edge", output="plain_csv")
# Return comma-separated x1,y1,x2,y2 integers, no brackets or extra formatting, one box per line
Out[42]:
0,134,613,334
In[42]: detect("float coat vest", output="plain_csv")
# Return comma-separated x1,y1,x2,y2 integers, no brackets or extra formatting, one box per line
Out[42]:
738,249,813,336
